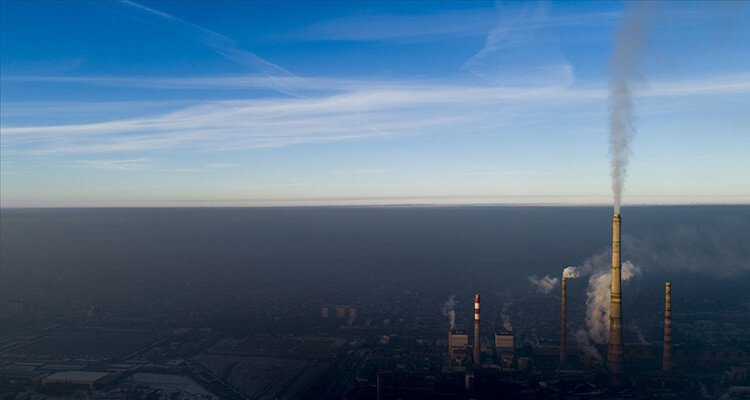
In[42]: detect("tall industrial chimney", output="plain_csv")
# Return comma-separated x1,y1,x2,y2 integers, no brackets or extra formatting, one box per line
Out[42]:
663,281,672,373
607,214,624,385
376,370,381,400
559,276,567,368
473,293,481,368
448,329,452,360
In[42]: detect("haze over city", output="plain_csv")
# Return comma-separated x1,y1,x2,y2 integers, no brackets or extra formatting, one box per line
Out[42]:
1,1,749,400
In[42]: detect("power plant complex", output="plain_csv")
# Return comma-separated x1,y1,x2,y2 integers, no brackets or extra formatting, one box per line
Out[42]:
6,208,747,400
443,212,684,391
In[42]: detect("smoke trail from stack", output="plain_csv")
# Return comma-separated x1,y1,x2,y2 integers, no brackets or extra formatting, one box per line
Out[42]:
442,295,457,330
608,3,652,213
573,260,639,362
587,261,639,344
559,252,636,342
563,266,581,279
575,329,602,362
527,265,584,296
568,252,611,279
501,302,513,332
630,324,649,345
529,275,559,294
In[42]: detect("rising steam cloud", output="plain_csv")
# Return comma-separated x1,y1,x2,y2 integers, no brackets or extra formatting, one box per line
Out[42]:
584,261,639,344
608,3,653,214
529,275,559,294
567,251,640,361
501,302,513,332
575,329,602,362
563,266,580,279
630,323,649,345
442,295,457,330
528,263,588,295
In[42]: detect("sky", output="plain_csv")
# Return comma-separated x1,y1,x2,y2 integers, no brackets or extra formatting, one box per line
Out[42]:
1,0,749,207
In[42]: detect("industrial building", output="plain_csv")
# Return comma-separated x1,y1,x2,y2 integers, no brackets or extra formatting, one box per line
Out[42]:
494,331,514,371
41,371,117,390
322,305,357,320
447,330,469,372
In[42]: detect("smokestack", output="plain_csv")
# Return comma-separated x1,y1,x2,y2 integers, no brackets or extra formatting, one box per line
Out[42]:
607,214,624,385
376,370,381,400
560,277,567,368
473,293,480,368
448,329,452,360
663,281,672,373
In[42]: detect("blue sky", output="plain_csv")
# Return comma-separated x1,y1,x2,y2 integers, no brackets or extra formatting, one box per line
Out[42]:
1,1,748,206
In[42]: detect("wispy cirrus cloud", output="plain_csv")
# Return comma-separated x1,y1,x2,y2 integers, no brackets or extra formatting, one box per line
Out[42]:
290,9,496,42
464,3,551,68
0,74,374,92
2,74,749,156
5,73,749,95
285,6,618,43
463,2,578,86
0,82,597,155
76,158,151,171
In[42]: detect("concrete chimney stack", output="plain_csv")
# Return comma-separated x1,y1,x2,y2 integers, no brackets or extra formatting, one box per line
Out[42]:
560,277,567,368
607,214,624,385
448,329,452,360
663,281,672,373
473,293,481,368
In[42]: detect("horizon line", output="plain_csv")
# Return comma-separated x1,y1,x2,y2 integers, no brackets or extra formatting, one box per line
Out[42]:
2,200,748,209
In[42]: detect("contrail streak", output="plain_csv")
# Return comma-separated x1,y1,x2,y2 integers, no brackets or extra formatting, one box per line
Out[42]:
118,0,298,95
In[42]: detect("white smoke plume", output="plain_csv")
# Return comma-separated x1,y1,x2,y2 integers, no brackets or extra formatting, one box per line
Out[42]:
585,272,614,344
575,328,602,362
523,332,541,347
501,302,513,332
571,251,612,277
442,295,457,330
630,323,648,345
584,261,640,344
624,220,750,278
529,275,559,294
562,266,580,279
569,250,640,361
527,262,590,298
608,3,653,214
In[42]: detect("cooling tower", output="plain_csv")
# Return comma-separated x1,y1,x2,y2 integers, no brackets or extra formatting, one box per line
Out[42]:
663,281,672,373
560,276,567,368
473,293,480,368
607,214,624,385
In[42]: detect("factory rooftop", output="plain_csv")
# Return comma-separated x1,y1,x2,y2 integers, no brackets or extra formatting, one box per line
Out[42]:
41,371,113,388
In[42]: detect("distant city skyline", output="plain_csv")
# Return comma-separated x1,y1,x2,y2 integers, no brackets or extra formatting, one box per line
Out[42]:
1,1,749,207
